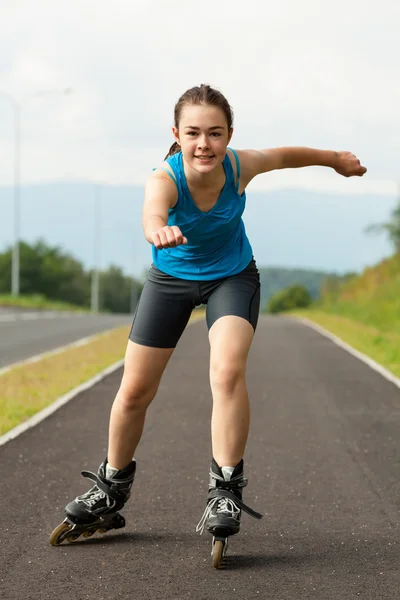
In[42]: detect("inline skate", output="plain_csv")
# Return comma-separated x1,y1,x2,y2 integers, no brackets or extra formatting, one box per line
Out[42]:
196,458,263,568
50,458,136,545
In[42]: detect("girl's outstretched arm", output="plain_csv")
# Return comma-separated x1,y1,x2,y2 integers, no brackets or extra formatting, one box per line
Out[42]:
236,147,367,187
142,171,187,249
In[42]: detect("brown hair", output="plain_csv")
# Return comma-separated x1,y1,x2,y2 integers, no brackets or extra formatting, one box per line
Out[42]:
164,84,233,160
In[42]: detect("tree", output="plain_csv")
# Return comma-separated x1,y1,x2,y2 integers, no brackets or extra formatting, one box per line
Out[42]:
19,240,90,305
101,266,143,314
266,284,313,314
0,240,91,306
0,239,143,312
365,197,400,252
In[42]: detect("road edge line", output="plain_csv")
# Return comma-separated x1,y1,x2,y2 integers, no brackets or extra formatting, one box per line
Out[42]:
293,316,400,390
0,316,205,448
0,328,123,377
0,360,124,447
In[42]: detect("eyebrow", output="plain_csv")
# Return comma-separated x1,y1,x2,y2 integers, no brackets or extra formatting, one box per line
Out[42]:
183,125,225,130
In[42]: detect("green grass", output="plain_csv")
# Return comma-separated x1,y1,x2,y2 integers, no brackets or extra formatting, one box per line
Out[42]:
0,294,88,311
0,326,131,436
317,280,400,334
0,311,205,437
286,253,400,380
290,309,400,379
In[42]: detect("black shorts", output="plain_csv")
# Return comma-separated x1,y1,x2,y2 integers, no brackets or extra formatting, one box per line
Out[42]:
129,259,261,348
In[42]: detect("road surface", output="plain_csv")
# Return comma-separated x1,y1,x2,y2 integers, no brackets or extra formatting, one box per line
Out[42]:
0,316,399,599
0,308,132,368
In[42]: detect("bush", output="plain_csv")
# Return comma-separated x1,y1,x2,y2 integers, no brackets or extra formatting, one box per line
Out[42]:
267,284,313,314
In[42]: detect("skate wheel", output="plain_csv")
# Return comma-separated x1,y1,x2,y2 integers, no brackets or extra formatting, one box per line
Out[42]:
113,514,126,529
97,528,108,534
82,530,95,538
212,540,224,569
49,522,73,546
67,533,81,543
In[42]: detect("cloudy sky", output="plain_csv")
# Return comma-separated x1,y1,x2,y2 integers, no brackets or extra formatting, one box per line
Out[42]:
0,0,399,197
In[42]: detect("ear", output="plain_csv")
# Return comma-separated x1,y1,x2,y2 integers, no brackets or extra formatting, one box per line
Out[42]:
172,126,180,146
227,127,234,145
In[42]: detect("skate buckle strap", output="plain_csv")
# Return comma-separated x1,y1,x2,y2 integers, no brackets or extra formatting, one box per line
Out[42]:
207,488,263,520
209,471,248,490
80,471,127,503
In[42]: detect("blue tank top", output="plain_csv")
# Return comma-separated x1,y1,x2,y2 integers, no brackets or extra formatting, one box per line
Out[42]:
152,148,253,281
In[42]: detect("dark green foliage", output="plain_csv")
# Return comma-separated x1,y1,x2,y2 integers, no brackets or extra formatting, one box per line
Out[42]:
0,240,142,313
259,267,332,312
365,199,400,251
319,271,358,303
267,284,313,314
100,265,139,314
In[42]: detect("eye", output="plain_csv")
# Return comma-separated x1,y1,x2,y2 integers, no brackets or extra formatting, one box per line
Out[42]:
211,132,222,137
186,131,197,136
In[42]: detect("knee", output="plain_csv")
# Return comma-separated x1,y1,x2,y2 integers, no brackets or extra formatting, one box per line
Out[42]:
116,378,157,411
210,360,245,394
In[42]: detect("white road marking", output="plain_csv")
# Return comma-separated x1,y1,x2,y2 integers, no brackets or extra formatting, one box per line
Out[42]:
0,318,201,448
0,360,124,447
0,311,87,322
0,331,114,377
293,316,400,390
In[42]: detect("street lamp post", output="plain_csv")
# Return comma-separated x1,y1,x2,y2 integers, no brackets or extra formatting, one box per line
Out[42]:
12,100,21,296
0,91,21,296
91,184,102,313
0,88,72,297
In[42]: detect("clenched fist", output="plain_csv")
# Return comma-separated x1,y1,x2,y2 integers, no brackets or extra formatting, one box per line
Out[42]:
334,151,367,178
151,225,187,250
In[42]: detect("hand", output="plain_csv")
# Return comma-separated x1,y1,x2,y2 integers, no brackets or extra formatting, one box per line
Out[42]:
334,151,367,177
151,225,187,249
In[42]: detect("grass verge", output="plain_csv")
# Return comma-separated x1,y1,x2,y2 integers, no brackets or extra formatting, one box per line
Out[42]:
0,311,205,436
0,294,88,311
290,309,400,379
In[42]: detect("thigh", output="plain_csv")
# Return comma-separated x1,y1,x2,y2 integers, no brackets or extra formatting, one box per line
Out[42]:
120,340,174,397
209,315,255,374
129,266,195,348
205,259,261,333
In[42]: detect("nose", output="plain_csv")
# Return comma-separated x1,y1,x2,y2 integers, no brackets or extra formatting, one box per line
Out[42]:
197,134,209,150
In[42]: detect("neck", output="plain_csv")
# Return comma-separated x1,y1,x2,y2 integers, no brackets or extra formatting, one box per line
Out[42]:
183,158,225,189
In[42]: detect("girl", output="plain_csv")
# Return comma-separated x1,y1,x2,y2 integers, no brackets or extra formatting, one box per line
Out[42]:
50,84,367,550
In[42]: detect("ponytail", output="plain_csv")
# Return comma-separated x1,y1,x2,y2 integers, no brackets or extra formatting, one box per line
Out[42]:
164,141,181,161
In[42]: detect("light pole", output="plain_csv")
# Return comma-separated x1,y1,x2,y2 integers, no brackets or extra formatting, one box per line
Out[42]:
0,91,21,296
0,88,72,296
91,183,102,313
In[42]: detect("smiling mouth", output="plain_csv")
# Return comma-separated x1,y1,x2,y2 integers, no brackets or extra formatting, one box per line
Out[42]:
195,155,215,159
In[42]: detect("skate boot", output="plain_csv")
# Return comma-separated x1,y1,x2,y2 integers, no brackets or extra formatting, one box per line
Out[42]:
196,458,263,568
50,458,136,545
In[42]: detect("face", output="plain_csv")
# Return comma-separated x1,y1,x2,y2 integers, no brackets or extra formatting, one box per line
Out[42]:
173,104,233,174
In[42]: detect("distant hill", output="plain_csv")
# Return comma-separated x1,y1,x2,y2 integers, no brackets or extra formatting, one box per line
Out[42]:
258,266,332,311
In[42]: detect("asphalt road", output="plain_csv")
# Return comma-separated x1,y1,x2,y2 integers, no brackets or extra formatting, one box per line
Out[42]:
0,308,132,368
1,316,399,599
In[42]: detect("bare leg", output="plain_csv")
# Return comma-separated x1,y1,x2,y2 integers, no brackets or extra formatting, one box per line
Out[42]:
209,316,254,467
108,341,174,469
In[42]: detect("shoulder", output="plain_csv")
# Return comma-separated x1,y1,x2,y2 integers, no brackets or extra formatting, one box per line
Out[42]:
226,148,239,178
152,159,177,183
145,162,178,207
233,148,285,176
226,148,264,178
225,148,258,193
227,148,285,190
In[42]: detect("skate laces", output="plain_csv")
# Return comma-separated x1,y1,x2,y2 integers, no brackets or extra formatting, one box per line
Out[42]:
196,496,240,535
76,485,112,508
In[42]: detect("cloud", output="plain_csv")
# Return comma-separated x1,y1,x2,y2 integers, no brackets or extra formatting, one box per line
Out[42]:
0,0,399,195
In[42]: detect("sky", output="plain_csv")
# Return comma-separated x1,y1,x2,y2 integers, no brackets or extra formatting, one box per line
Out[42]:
0,0,399,197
